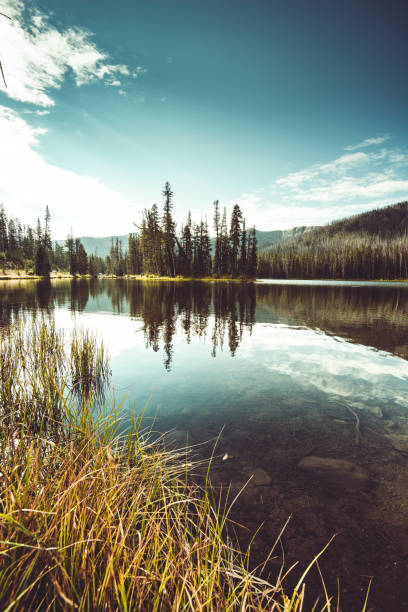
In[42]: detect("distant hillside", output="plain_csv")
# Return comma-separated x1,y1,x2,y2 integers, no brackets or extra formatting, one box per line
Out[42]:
258,201,408,280
258,226,317,252
55,235,128,259
284,201,408,247
56,227,315,259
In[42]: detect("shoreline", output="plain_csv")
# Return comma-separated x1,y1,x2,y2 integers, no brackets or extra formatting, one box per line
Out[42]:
1,271,408,283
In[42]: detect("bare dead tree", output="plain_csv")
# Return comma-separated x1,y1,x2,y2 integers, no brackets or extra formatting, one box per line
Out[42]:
0,13,11,88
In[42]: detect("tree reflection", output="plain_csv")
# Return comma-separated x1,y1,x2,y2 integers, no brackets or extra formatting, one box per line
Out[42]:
123,282,255,370
3,278,408,367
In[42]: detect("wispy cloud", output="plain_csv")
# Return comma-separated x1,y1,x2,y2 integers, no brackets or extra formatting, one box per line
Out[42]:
274,148,408,204
0,0,146,106
233,137,408,230
345,135,391,151
0,106,141,237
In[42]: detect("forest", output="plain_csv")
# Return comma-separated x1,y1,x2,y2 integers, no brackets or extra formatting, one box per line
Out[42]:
0,204,104,276
0,182,257,279
2,194,408,281
258,200,408,280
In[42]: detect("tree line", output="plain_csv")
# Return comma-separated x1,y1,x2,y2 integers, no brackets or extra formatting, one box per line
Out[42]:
0,204,53,275
0,203,103,277
258,201,408,280
125,182,257,278
0,183,257,279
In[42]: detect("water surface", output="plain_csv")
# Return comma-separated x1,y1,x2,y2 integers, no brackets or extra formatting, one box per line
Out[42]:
2,278,408,610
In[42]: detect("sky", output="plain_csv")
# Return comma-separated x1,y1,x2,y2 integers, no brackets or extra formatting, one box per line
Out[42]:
0,0,408,239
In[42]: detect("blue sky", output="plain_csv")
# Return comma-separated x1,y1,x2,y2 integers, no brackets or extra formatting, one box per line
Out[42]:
0,0,407,239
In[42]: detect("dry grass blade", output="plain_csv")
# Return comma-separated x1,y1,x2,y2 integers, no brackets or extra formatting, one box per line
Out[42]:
0,319,352,610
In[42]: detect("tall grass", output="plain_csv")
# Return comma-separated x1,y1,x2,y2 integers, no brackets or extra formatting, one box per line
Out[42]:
70,327,111,400
0,320,342,610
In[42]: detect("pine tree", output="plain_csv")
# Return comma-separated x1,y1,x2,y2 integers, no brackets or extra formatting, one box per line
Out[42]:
162,182,176,276
229,204,242,276
23,226,35,260
52,242,67,270
192,222,201,276
7,218,17,256
213,200,221,275
127,233,142,275
75,239,88,275
0,204,8,254
44,206,52,251
66,231,76,275
247,226,257,277
220,207,229,275
240,219,247,275
34,217,51,276
88,255,99,277
201,218,212,276
180,212,193,276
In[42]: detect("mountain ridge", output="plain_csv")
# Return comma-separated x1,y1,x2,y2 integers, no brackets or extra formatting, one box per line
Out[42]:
55,226,315,258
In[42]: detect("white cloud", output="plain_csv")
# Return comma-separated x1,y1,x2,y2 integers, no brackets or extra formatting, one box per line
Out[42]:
274,148,408,204
0,106,142,238
235,198,376,231
0,0,145,106
239,324,408,410
345,135,391,151
233,139,408,230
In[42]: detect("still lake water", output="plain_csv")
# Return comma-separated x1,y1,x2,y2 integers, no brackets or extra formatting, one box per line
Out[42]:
2,278,408,610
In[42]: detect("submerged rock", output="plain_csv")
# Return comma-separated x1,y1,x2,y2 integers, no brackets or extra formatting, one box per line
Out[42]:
386,433,408,452
164,429,191,447
251,468,272,486
367,406,383,418
297,455,370,491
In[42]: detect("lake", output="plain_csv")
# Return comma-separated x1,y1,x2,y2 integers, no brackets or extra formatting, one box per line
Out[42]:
2,277,408,610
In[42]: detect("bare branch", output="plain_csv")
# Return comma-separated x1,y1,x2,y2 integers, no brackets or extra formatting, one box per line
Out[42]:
0,61,7,88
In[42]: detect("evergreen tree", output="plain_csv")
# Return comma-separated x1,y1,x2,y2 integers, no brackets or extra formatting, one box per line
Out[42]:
75,239,88,275
213,200,221,275
127,233,142,275
247,226,257,277
192,222,201,277
23,226,35,260
0,204,7,254
34,241,50,276
44,206,52,251
52,242,67,270
88,256,97,277
141,204,163,275
219,207,229,275
107,238,125,276
240,219,247,275
229,204,242,276
201,219,212,276
33,217,50,276
162,182,176,276
180,212,193,276
7,218,17,256
66,232,76,275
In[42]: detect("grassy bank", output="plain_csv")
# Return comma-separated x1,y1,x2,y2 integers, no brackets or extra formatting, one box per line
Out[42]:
0,269,72,280
121,274,256,282
0,320,345,610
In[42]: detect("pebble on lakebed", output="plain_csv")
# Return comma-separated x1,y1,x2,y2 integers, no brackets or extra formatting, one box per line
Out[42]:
251,468,272,486
297,455,371,491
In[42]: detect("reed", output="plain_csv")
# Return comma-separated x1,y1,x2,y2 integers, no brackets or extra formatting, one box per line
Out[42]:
0,320,343,610
70,327,111,400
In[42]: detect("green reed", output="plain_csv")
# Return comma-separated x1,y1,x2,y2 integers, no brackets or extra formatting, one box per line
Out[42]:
70,327,111,400
0,319,347,611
